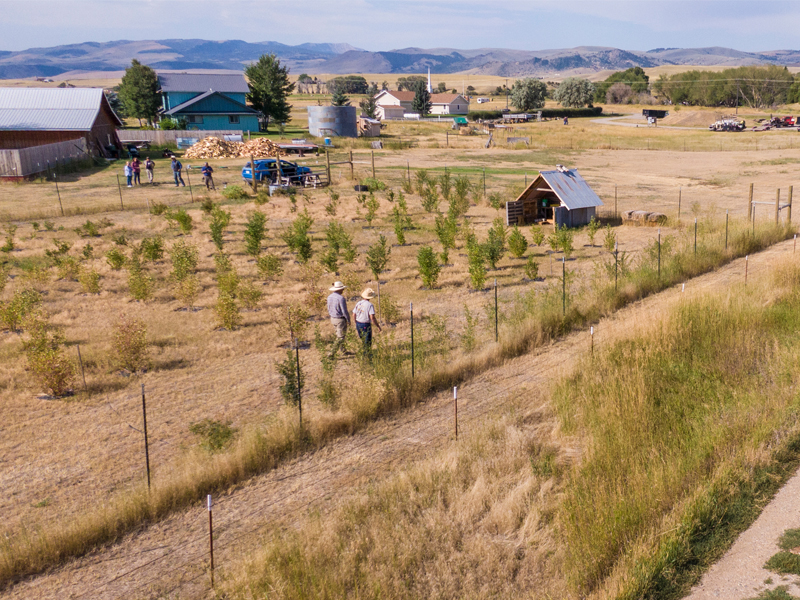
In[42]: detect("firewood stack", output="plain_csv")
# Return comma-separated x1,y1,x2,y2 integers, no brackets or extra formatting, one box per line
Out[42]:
184,136,284,159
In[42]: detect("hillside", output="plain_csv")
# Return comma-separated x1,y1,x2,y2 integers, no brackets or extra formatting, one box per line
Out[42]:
2,40,800,79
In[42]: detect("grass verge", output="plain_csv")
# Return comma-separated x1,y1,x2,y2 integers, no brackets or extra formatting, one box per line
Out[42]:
0,219,793,588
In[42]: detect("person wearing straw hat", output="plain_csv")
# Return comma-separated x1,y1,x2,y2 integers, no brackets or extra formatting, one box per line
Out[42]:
353,287,382,354
327,281,351,355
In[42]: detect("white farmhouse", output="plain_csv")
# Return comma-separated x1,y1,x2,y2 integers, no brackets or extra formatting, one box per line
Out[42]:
374,90,470,119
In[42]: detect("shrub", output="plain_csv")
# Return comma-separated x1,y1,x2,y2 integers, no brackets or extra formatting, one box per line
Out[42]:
488,193,504,210
111,313,149,373
127,255,154,301
209,206,232,250
139,235,164,261
587,216,601,247
45,239,71,262
1,224,17,252
174,274,199,308
421,181,439,213
23,313,75,397
324,190,340,216
169,240,198,281
167,208,193,234
392,205,407,245
105,248,127,270
276,348,304,406
222,184,249,201
366,235,391,280
361,177,386,192
56,256,80,281
244,211,268,256
238,279,263,310
434,213,457,265
482,218,507,269
74,220,100,237
189,419,238,453
256,254,283,281
276,301,311,342
603,225,617,252
524,256,539,280
78,267,101,293
149,202,168,216
0,288,42,331
461,304,478,352
43,220,55,232
468,244,487,290
81,243,94,260
417,245,441,288
112,231,129,246
438,170,452,202
214,290,241,330
281,210,314,263
415,169,430,195
556,224,575,258
364,193,380,226
530,224,545,247
0,265,7,294
255,190,271,206
451,175,471,218
507,225,528,258
199,197,215,214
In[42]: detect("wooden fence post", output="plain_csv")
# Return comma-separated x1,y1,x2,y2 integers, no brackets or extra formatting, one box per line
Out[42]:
788,186,793,224
349,150,354,180
251,154,257,193
748,183,754,221
371,150,375,179
325,149,331,185
776,188,781,224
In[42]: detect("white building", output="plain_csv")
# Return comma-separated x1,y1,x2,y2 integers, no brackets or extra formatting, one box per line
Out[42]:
374,90,470,119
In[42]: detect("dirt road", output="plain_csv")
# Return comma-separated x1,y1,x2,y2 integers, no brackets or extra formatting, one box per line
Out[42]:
2,239,794,600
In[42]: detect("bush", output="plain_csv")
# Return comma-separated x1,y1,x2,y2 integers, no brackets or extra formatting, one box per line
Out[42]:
81,243,94,260
244,211,268,256
524,256,539,280
417,246,441,288
222,184,250,201
530,225,545,247
200,197,215,214
23,313,75,397
0,288,41,332
167,208,193,234
189,419,238,453
74,220,100,237
421,181,439,213
482,218,507,269
255,190,271,206
174,274,199,308
281,210,314,263
361,177,386,192
57,256,80,281
111,313,149,373
78,267,101,294
214,290,241,330
364,193,380,227
507,226,528,258
324,190,340,216
1,224,17,253
105,248,127,270
169,240,198,281
112,231,129,246
468,244,487,290
139,235,164,261
277,348,304,406
256,254,283,281
603,225,617,252
587,216,601,247
238,279,263,310
149,202,168,216
209,206,231,250
127,255,154,301
366,235,391,280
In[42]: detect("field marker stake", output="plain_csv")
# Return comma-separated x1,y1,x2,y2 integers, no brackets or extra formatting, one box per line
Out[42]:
453,387,458,441
725,210,729,250
410,302,415,378
141,383,151,490
325,150,331,184
776,188,781,224
295,339,302,427
494,278,498,342
207,494,215,588
788,186,793,224
76,344,86,392
745,255,748,284
748,183,754,223
590,326,594,357
116,175,124,211
349,150,354,180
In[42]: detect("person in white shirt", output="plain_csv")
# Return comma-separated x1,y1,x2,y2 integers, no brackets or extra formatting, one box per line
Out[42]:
352,288,382,355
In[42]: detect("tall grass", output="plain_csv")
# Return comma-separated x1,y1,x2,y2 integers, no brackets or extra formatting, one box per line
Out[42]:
0,219,791,586
555,260,800,598
219,258,800,600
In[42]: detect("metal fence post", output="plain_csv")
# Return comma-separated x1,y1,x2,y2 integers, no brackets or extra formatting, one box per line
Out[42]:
410,302,415,378
494,279,498,342
141,383,150,490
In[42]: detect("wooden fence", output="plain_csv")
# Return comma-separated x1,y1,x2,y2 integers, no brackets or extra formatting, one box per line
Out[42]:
0,138,89,177
116,130,246,145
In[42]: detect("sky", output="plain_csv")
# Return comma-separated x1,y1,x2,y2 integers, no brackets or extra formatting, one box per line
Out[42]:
1,0,800,53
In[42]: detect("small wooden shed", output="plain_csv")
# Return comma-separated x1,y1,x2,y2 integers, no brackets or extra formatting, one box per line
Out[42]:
505,168,603,227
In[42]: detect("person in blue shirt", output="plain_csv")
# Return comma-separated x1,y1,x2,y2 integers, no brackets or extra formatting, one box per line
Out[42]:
123,161,133,187
201,162,215,190
171,157,185,187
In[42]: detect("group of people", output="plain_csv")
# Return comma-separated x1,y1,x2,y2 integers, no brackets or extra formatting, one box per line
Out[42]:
327,281,382,356
122,157,155,187
123,157,215,191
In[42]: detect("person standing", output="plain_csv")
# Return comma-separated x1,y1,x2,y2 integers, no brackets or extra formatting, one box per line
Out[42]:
201,162,215,190
131,157,141,185
145,157,155,183
326,281,350,356
124,161,133,187
353,288,382,355
171,157,185,187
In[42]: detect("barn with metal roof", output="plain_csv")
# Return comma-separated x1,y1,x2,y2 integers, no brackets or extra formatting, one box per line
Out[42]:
0,87,122,156
505,167,604,227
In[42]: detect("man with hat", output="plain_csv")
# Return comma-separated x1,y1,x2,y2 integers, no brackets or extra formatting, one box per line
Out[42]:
353,287,382,355
327,281,351,355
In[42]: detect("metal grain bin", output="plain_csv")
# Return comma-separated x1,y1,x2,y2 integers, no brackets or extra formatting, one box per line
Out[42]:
307,106,357,138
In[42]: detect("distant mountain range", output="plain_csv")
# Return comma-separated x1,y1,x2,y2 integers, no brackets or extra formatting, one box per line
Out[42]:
1,39,800,79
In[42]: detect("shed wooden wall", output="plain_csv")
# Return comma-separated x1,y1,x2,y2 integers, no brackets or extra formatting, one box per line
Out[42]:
0,138,89,177
116,129,242,144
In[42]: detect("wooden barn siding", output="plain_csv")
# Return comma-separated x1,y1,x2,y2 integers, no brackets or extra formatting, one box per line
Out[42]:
116,129,242,144
0,130,84,150
0,138,89,177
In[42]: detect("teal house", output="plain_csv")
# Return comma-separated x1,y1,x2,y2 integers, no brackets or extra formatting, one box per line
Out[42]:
157,72,260,131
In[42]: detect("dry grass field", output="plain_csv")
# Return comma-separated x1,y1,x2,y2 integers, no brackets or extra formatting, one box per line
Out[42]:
0,109,799,598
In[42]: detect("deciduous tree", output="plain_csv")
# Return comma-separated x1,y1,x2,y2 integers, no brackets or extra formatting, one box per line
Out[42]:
118,60,160,127
553,77,596,108
510,79,546,112
245,53,295,132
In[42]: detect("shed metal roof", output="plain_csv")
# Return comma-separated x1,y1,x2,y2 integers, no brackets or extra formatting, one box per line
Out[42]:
158,72,249,93
0,87,120,131
538,169,604,210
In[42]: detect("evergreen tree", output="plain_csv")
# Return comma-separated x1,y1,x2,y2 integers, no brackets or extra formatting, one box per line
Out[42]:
359,94,378,118
331,84,350,107
412,81,432,115
245,53,295,132
118,60,160,127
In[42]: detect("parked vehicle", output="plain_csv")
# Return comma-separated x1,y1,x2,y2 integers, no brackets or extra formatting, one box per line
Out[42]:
242,159,312,186
476,97,491,104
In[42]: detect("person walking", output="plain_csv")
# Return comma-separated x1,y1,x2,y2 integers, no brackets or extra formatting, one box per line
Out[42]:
145,157,155,183
171,157,185,187
131,157,141,185
353,288,381,356
201,162,215,190
326,281,351,356
123,161,133,187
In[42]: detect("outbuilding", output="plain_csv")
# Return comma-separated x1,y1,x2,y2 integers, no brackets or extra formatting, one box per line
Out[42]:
505,167,603,227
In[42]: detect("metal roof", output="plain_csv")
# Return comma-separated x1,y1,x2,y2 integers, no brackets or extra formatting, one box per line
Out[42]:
158,72,249,93
164,90,258,116
538,169,604,210
0,87,118,131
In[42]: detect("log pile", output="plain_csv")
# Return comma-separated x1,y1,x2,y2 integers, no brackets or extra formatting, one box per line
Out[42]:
183,137,283,159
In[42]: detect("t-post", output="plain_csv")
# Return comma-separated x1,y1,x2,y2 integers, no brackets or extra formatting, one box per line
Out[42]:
494,278,498,342
725,210,729,250
295,339,302,427
657,228,661,280
410,302,415,378
694,218,697,256
141,383,151,490
562,257,566,315
54,173,64,216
